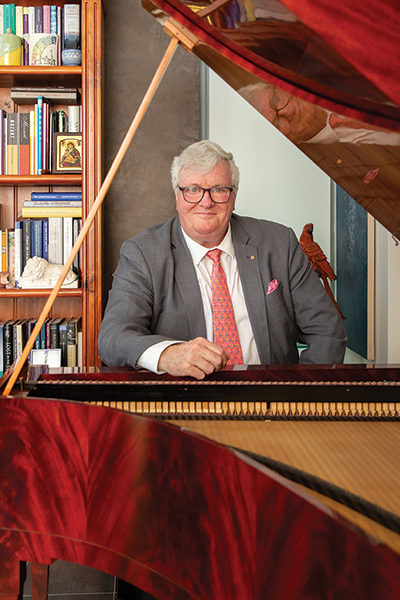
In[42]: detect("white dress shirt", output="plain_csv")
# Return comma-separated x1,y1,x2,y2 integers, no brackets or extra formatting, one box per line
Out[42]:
137,224,260,372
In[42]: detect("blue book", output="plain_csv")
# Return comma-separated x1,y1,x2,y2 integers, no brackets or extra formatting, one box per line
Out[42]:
37,96,43,174
31,192,82,201
34,5,43,33
50,5,57,34
3,5,15,34
31,219,43,258
42,219,49,261
14,220,22,285
40,318,49,349
22,219,31,271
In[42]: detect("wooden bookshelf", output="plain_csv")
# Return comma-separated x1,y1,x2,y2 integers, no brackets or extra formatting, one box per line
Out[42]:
0,0,105,368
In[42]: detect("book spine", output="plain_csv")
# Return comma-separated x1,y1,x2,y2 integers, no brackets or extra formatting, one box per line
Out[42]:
42,219,49,261
4,322,13,370
50,320,60,349
25,201,82,207
15,5,23,37
48,217,63,264
30,219,43,258
6,229,15,285
6,112,18,175
63,4,80,50
29,109,35,175
31,192,82,201
23,13,29,65
3,5,11,34
37,96,43,174
45,319,52,349
57,6,62,63
59,320,68,366
63,217,73,265
1,230,6,271
28,6,35,35
40,319,48,349
19,112,30,175
14,221,22,285
0,109,4,175
42,100,49,172
43,5,50,34
0,324,4,374
34,6,43,33
22,219,31,271
68,105,80,132
0,6,3,36
50,5,57,34
22,206,82,218
73,218,81,277
9,3,15,35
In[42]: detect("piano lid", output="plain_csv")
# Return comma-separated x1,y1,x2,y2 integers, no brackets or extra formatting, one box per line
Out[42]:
143,0,400,241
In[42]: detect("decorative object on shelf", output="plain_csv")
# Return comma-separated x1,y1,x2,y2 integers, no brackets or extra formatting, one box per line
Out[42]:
53,132,82,174
30,348,62,367
0,28,21,65
61,48,81,66
25,34,59,66
17,257,78,289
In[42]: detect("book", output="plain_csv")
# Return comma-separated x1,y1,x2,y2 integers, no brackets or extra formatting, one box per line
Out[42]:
22,206,82,218
24,317,39,349
36,96,43,173
34,6,43,33
4,4,15,35
22,219,31,272
68,105,80,132
29,109,35,174
42,219,49,261
43,5,51,34
63,217,73,265
6,112,18,175
28,6,35,34
6,228,15,284
15,5,23,37
31,219,43,258
19,112,30,175
66,316,80,367
40,318,50,349
48,217,63,264
3,320,15,370
72,218,81,275
13,319,26,362
45,318,52,349
0,230,6,270
59,318,68,366
50,5,57,34
24,201,81,207
0,110,5,174
63,4,80,50
31,192,82,201
0,6,3,37
0,320,5,374
50,317,62,349
14,221,22,285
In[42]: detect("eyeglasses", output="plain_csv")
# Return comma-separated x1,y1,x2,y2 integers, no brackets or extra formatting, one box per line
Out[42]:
269,88,291,137
179,186,234,204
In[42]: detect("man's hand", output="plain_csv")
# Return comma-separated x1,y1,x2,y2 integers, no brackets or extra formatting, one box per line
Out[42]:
158,337,228,380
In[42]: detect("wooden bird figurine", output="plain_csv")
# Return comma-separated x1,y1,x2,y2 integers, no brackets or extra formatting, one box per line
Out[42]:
300,223,345,319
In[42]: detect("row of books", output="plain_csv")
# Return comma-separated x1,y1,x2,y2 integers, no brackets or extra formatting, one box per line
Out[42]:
1,214,82,287
0,4,80,66
0,316,82,373
0,102,81,175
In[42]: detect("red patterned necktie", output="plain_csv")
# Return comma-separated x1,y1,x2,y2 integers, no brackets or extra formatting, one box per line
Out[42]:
207,249,244,365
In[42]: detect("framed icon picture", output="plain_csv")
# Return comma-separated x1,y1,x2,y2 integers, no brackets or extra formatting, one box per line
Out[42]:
53,132,82,173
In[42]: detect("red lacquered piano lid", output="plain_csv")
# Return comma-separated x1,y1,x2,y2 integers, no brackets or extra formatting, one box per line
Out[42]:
1,396,400,599
144,0,400,127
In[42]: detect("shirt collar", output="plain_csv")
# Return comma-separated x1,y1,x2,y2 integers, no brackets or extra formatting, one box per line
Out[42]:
181,222,235,266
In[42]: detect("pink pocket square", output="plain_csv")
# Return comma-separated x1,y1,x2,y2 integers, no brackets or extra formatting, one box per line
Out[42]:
267,279,279,295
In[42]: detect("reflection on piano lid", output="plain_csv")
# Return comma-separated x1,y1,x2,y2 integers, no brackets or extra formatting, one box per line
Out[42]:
143,0,400,240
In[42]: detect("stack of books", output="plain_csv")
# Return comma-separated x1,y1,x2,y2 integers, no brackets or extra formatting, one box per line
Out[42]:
0,316,82,374
0,97,81,175
1,192,82,287
0,3,81,66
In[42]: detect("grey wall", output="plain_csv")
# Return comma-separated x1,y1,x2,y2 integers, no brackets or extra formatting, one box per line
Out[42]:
103,0,201,305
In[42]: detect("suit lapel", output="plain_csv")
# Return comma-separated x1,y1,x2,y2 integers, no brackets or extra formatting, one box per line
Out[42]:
171,218,207,338
231,218,272,364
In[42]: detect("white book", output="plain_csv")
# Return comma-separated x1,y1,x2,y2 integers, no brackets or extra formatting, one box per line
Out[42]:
28,6,35,34
48,217,63,265
63,217,73,265
64,4,80,49
68,105,80,132
15,6,23,37
0,6,3,36
77,330,83,367
14,223,22,285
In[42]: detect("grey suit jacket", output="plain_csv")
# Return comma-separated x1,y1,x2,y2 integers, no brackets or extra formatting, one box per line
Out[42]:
98,214,347,367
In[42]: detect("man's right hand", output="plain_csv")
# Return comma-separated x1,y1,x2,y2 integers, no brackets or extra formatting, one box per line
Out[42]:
158,337,228,380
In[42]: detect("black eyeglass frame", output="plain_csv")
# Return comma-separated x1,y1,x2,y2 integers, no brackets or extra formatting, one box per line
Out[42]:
178,186,235,204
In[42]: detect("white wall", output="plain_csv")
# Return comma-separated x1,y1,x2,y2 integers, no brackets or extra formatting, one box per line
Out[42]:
208,70,400,364
208,71,332,255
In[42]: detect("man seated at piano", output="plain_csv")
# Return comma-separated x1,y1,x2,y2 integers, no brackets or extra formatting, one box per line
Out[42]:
98,140,347,379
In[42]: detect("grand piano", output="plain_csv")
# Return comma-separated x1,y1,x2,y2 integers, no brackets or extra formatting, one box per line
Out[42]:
1,1,400,599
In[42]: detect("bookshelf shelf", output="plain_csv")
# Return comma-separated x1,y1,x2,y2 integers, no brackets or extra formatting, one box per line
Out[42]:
0,288,82,298
0,66,82,88
0,175,82,186
0,1,105,369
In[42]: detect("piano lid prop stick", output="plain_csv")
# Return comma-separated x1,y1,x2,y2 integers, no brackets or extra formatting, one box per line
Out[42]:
2,35,182,397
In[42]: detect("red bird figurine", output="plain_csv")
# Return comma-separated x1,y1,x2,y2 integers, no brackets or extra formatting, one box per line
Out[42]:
300,223,345,319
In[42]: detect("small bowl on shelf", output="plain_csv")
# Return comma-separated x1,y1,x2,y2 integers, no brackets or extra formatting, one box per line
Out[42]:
61,49,81,66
